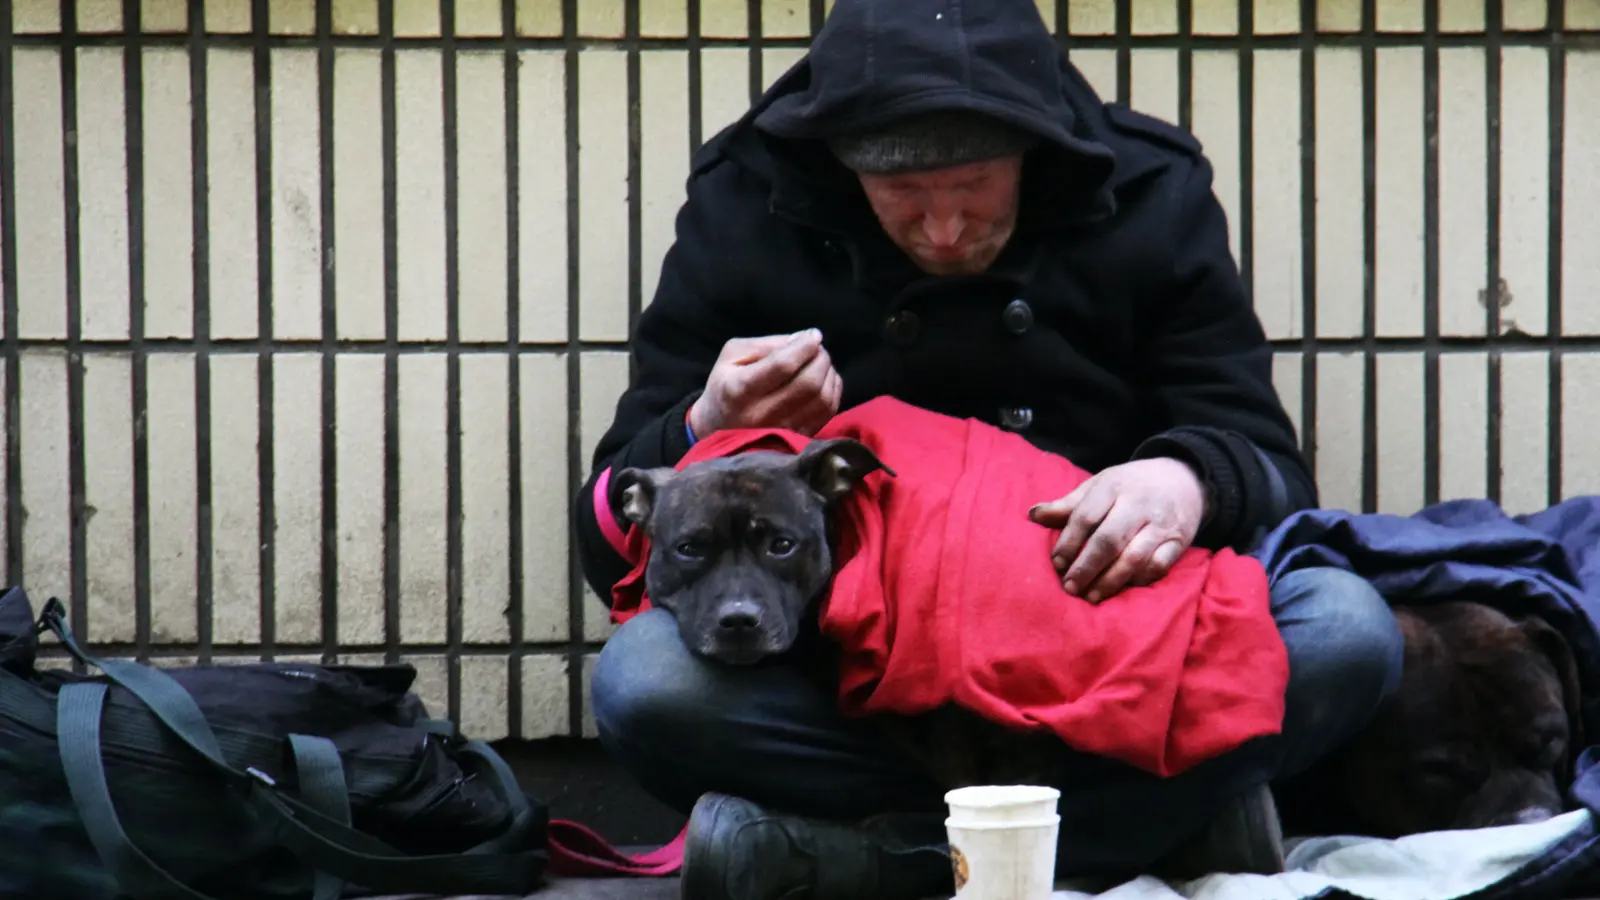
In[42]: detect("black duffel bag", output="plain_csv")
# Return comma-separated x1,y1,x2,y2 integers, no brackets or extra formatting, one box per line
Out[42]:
0,585,550,900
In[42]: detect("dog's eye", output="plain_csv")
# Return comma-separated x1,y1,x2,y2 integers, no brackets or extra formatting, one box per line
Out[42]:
768,537,798,557
674,541,709,560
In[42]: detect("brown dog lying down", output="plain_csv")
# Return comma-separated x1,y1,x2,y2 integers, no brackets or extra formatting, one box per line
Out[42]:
1277,600,1585,840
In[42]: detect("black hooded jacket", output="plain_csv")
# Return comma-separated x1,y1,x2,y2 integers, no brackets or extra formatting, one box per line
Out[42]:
574,0,1317,603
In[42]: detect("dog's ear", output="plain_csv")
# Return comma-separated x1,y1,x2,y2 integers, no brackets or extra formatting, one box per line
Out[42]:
611,467,677,529
792,438,894,505
1521,614,1587,772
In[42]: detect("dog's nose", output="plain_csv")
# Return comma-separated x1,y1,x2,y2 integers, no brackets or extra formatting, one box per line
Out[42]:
717,603,761,635
1513,806,1556,826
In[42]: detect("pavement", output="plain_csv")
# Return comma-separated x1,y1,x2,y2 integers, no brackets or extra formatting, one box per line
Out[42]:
368,876,681,900
532,876,680,900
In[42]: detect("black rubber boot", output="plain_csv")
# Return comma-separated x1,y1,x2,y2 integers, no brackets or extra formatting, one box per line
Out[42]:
678,793,955,900
1150,783,1287,880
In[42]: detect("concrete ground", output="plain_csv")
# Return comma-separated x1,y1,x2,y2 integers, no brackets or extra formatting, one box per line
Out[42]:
533,876,679,900
370,874,680,900
466,742,1600,900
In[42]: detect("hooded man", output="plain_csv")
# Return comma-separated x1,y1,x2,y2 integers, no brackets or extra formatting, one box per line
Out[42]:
577,0,1406,897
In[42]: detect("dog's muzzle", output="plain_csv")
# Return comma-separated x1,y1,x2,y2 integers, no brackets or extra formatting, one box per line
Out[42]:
696,599,788,666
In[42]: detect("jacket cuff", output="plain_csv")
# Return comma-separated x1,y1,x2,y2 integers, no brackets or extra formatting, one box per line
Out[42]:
660,391,702,464
1132,428,1240,549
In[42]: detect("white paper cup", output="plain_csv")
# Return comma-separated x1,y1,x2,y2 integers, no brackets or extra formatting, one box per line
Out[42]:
944,785,1061,900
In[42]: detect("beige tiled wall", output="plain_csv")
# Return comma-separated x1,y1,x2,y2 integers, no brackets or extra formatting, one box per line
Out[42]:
2,0,1597,736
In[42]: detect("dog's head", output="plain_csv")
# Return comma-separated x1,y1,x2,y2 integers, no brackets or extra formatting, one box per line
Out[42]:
612,438,891,666
1329,600,1583,838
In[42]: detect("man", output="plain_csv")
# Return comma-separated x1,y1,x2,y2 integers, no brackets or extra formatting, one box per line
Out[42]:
575,0,1405,897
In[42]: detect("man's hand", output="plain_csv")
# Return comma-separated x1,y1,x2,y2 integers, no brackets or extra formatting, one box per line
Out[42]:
1027,457,1209,604
688,330,843,439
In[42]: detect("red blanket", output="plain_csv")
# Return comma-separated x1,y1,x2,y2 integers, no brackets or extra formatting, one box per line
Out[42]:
593,397,1288,777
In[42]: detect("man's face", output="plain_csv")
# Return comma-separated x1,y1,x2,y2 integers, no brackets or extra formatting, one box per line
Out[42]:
856,155,1024,276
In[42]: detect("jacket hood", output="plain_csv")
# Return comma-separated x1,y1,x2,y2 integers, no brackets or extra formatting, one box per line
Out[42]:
750,0,1116,183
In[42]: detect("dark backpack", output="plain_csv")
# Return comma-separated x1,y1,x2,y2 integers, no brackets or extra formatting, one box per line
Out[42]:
0,585,552,900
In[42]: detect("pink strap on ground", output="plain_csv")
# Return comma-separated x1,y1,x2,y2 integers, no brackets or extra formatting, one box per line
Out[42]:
546,821,687,877
592,467,632,559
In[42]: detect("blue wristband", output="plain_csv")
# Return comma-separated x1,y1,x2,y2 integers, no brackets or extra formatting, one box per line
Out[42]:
685,418,698,448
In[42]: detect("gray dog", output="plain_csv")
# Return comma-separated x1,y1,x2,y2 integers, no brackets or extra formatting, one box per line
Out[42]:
610,436,1070,796
610,437,891,666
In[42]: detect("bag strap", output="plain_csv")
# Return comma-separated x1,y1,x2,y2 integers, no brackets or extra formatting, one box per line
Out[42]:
41,601,547,897
59,681,221,900
58,683,350,900
286,734,354,900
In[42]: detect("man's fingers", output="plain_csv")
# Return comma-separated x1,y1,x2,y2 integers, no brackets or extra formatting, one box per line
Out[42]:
789,367,844,436
723,331,813,365
1137,539,1186,585
783,383,838,435
1082,525,1163,604
1061,503,1144,597
1048,482,1115,574
735,330,823,397
757,349,834,426
821,367,843,415
1029,478,1092,525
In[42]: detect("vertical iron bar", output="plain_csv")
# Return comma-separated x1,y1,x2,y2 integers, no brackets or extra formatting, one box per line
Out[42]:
1422,0,1442,506
688,0,704,150
188,0,215,664
563,0,586,738
379,0,402,664
502,0,527,740
747,0,762,101
1360,0,1379,513
61,0,89,649
1177,0,1194,133
1484,0,1504,507
252,0,277,660
442,0,465,722
317,0,339,662
1546,0,1566,504
627,0,643,355
0,0,21,587
1115,0,1131,105
126,0,153,656
1238,0,1264,472
1298,0,1320,496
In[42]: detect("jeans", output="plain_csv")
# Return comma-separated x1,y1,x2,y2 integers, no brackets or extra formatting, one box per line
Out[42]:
590,566,1405,876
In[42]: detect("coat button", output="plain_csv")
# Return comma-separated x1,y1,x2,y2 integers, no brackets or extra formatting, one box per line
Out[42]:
999,407,1034,431
1002,298,1034,335
884,311,921,347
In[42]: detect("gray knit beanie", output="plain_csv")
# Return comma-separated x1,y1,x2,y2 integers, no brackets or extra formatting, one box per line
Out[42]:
827,110,1041,175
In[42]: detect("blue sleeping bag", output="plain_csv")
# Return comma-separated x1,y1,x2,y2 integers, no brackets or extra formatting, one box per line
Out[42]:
1250,496,1600,899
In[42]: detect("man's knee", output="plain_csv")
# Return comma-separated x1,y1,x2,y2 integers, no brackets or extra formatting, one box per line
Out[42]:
590,608,710,747
1271,566,1405,706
